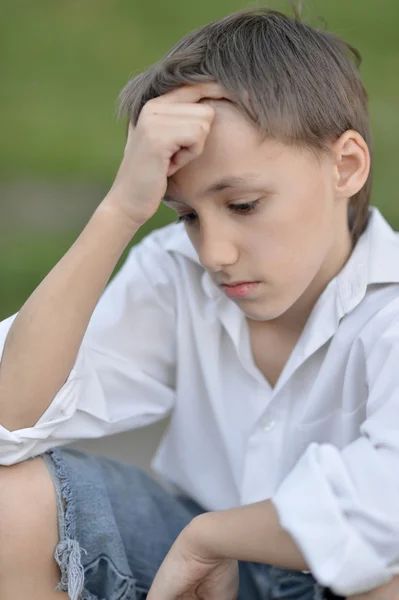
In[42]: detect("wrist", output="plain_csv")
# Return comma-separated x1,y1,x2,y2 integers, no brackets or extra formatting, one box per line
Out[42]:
183,512,227,561
97,194,144,234
182,501,308,571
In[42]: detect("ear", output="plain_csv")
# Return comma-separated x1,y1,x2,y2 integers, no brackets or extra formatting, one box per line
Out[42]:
331,130,370,199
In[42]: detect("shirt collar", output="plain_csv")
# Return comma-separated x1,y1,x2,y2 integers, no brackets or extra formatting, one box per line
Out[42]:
163,223,199,262
164,207,399,391
335,206,399,316
286,206,399,390
366,207,399,284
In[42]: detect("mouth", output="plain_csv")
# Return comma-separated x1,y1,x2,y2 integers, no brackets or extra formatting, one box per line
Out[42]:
220,281,260,299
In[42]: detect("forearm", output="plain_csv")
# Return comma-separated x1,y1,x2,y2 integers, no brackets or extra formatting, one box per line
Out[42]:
190,499,308,571
187,502,399,598
0,197,138,431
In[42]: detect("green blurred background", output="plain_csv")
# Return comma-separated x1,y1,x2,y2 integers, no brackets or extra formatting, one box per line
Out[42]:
1,0,398,320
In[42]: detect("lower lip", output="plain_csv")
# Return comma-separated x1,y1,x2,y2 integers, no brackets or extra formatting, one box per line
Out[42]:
221,282,260,299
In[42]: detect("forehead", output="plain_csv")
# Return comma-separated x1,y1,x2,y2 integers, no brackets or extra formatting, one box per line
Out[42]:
168,101,309,199
196,99,264,162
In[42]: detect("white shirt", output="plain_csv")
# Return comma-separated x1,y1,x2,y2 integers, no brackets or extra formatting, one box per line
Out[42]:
1,206,399,595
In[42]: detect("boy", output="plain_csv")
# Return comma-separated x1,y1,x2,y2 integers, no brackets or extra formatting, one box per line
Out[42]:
1,7,399,600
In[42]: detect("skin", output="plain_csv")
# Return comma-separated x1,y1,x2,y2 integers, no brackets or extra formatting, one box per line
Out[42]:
148,503,399,600
150,98,399,598
1,81,392,598
165,100,362,329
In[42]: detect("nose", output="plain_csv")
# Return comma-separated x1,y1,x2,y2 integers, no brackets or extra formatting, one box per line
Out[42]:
198,222,239,273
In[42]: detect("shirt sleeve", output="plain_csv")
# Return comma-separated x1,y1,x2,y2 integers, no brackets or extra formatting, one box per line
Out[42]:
272,315,399,597
0,233,178,465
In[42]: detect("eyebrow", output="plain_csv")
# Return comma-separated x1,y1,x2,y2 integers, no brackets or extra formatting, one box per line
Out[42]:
163,174,263,205
202,175,262,195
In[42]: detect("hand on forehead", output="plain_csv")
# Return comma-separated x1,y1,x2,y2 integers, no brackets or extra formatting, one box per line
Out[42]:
161,82,232,104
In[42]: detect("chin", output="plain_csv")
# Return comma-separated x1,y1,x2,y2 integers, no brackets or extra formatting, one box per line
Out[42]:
239,301,287,322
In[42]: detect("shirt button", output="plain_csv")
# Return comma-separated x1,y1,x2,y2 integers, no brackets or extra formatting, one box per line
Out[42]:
260,417,277,432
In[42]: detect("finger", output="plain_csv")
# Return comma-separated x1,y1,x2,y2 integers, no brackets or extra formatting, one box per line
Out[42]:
166,120,211,175
167,148,193,176
152,82,232,105
141,103,216,122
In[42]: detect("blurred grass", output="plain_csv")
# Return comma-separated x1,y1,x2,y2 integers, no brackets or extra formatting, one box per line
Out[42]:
0,0,398,319
0,204,174,318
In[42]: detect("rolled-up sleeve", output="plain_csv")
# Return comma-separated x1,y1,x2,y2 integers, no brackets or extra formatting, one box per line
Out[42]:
272,316,399,596
0,233,178,465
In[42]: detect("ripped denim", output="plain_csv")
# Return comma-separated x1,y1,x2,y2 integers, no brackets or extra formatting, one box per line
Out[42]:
42,447,343,600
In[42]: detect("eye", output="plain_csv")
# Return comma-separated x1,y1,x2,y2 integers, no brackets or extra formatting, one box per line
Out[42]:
175,199,260,226
176,212,198,225
229,199,260,214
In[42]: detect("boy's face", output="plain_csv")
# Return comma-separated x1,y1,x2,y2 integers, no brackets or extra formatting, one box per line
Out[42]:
165,101,353,322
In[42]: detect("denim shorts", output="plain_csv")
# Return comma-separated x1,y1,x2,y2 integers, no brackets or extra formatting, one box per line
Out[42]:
42,447,344,600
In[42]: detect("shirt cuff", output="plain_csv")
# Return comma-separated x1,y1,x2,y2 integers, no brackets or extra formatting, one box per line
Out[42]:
0,366,80,465
272,443,393,596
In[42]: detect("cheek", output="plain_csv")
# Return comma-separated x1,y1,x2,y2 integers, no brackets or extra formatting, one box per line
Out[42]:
247,187,332,278
290,170,332,222
283,175,334,251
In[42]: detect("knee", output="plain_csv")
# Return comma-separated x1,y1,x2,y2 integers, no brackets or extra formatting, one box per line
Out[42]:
0,456,59,565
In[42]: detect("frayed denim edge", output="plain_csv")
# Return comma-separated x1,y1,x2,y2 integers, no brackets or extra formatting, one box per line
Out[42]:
43,448,97,600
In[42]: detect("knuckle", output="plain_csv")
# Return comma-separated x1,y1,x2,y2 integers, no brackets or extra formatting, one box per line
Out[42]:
139,102,160,123
198,104,215,120
142,97,158,111
196,125,207,138
138,108,156,126
137,117,160,142
197,121,211,136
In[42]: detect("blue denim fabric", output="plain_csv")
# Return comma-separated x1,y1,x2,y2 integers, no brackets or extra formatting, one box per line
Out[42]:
42,447,340,600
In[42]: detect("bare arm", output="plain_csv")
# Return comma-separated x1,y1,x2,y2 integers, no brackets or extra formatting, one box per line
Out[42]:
0,82,229,432
191,501,399,597
148,500,399,600
0,201,139,431
190,499,308,570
